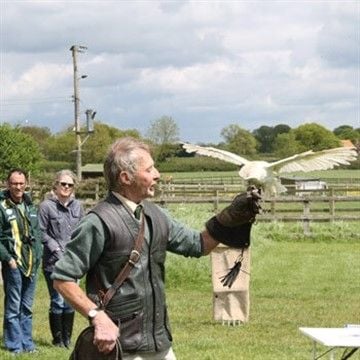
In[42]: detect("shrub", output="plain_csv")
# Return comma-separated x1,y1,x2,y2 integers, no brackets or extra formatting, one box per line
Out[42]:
157,157,238,172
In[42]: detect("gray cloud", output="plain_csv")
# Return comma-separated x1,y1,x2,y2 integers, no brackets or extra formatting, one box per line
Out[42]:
1,0,358,143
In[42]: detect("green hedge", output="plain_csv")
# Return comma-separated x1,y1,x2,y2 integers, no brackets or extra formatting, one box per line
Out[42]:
39,160,75,173
157,157,238,172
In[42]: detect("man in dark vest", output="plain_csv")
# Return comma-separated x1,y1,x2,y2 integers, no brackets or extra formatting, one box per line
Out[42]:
53,137,260,359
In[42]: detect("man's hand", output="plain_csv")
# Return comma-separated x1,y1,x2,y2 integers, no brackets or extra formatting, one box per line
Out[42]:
92,311,119,354
216,186,261,227
205,186,262,248
8,258,17,269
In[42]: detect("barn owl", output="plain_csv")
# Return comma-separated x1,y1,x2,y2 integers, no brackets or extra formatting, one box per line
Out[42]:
182,143,358,196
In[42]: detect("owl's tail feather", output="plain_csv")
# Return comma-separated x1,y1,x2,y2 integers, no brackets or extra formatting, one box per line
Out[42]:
262,180,287,197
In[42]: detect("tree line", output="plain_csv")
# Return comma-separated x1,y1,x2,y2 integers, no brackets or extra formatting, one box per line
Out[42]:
0,116,359,180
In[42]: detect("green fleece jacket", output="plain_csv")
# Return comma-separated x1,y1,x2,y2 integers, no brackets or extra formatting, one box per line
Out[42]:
0,190,42,278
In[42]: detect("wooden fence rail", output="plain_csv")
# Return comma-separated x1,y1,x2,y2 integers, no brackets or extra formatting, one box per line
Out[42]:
167,175,360,186
1,181,359,225
81,192,360,234
76,183,360,200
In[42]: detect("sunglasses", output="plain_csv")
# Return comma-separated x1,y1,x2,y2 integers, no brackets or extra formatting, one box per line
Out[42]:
59,182,74,188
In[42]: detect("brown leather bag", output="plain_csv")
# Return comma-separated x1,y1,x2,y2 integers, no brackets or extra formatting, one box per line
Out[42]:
69,326,121,360
69,217,145,360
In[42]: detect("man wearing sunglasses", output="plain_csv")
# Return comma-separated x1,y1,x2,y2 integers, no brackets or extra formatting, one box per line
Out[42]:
0,168,42,354
38,170,84,349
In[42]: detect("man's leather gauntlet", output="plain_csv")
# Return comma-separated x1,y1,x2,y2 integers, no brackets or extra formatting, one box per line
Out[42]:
205,187,261,248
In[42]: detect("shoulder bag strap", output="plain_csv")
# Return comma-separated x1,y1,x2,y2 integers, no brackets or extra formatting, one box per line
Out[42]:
101,217,145,308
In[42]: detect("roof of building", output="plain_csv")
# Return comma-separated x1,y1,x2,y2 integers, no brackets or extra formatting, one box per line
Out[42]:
81,163,103,173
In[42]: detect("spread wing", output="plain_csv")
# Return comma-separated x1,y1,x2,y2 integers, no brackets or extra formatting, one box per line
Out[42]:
269,147,358,173
182,143,249,166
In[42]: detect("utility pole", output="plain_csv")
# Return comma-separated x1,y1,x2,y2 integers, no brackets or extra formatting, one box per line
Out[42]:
70,45,88,181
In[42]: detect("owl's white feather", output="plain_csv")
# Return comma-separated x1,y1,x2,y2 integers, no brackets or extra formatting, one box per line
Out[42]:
182,143,358,196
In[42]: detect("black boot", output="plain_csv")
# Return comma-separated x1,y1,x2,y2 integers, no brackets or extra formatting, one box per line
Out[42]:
62,312,75,348
49,312,64,347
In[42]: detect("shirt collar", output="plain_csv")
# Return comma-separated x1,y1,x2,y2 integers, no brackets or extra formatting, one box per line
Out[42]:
112,191,141,214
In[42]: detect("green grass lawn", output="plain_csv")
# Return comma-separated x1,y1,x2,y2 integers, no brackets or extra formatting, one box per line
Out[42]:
162,169,360,183
0,205,359,359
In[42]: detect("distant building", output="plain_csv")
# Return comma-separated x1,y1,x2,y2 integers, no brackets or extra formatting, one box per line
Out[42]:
81,163,103,178
280,177,327,196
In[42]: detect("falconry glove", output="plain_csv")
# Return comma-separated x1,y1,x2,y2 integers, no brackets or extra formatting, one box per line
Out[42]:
205,186,261,248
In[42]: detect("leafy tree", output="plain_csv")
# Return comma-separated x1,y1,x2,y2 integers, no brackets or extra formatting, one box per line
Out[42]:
45,130,76,163
45,122,141,165
20,125,51,140
293,123,340,151
0,123,43,180
333,125,353,137
146,116,180,163
273,132,305,158
152,143,185,163
273,123,343,158
82,122,141,164
221,124,257,156
253,124,291,153
252,126,275,153
273,124,291,136
333,125,360,145
147,116,179,145
20,125,52,155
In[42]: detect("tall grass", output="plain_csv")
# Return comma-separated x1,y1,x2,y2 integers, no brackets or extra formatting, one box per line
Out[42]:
0,204,359,359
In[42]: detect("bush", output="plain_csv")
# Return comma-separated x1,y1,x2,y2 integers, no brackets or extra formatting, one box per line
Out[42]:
39,160,75,173
157,157,238,172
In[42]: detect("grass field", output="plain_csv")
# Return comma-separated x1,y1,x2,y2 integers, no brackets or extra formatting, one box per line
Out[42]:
0,204,359,359
162,169,360,183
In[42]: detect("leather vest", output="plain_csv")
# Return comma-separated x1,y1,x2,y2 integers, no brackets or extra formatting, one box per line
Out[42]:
88,193,172,353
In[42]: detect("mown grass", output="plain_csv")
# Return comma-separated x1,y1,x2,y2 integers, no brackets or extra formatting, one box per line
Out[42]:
162,169,360,182
164,239,360,360
0,204,359,359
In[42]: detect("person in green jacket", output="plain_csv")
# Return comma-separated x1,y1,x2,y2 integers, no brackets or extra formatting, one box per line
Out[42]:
0,168,42,354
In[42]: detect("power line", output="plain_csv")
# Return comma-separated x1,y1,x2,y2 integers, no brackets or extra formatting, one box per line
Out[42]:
0,96,72,106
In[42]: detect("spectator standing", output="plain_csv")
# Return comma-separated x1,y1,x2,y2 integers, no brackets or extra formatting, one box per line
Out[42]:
0,168,42,354
38,170,84,347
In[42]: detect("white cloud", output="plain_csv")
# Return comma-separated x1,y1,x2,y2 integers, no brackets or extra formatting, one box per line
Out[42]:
4,63,71,98
1,0,358,142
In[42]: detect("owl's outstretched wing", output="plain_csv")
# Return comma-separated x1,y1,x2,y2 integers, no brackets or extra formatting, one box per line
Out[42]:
182,143,249,166
269,147,357,174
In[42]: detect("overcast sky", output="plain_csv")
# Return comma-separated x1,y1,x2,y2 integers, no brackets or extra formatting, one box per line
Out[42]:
1,0,359,143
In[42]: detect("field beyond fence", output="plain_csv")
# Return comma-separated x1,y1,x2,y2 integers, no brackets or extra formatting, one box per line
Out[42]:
14,170,359,235
60,179,360,231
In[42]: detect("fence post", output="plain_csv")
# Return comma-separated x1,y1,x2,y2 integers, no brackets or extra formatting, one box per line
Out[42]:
329,188,335,222
270,199,276,218
95,182,100,201
302,199,311,236
213,190,219,212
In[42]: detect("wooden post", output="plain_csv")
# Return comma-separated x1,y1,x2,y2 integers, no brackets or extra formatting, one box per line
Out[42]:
213,190,219,212
271,199,276,218
329,187,335,222
95,182,99,201
303,199,311,236
211,245,251,325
